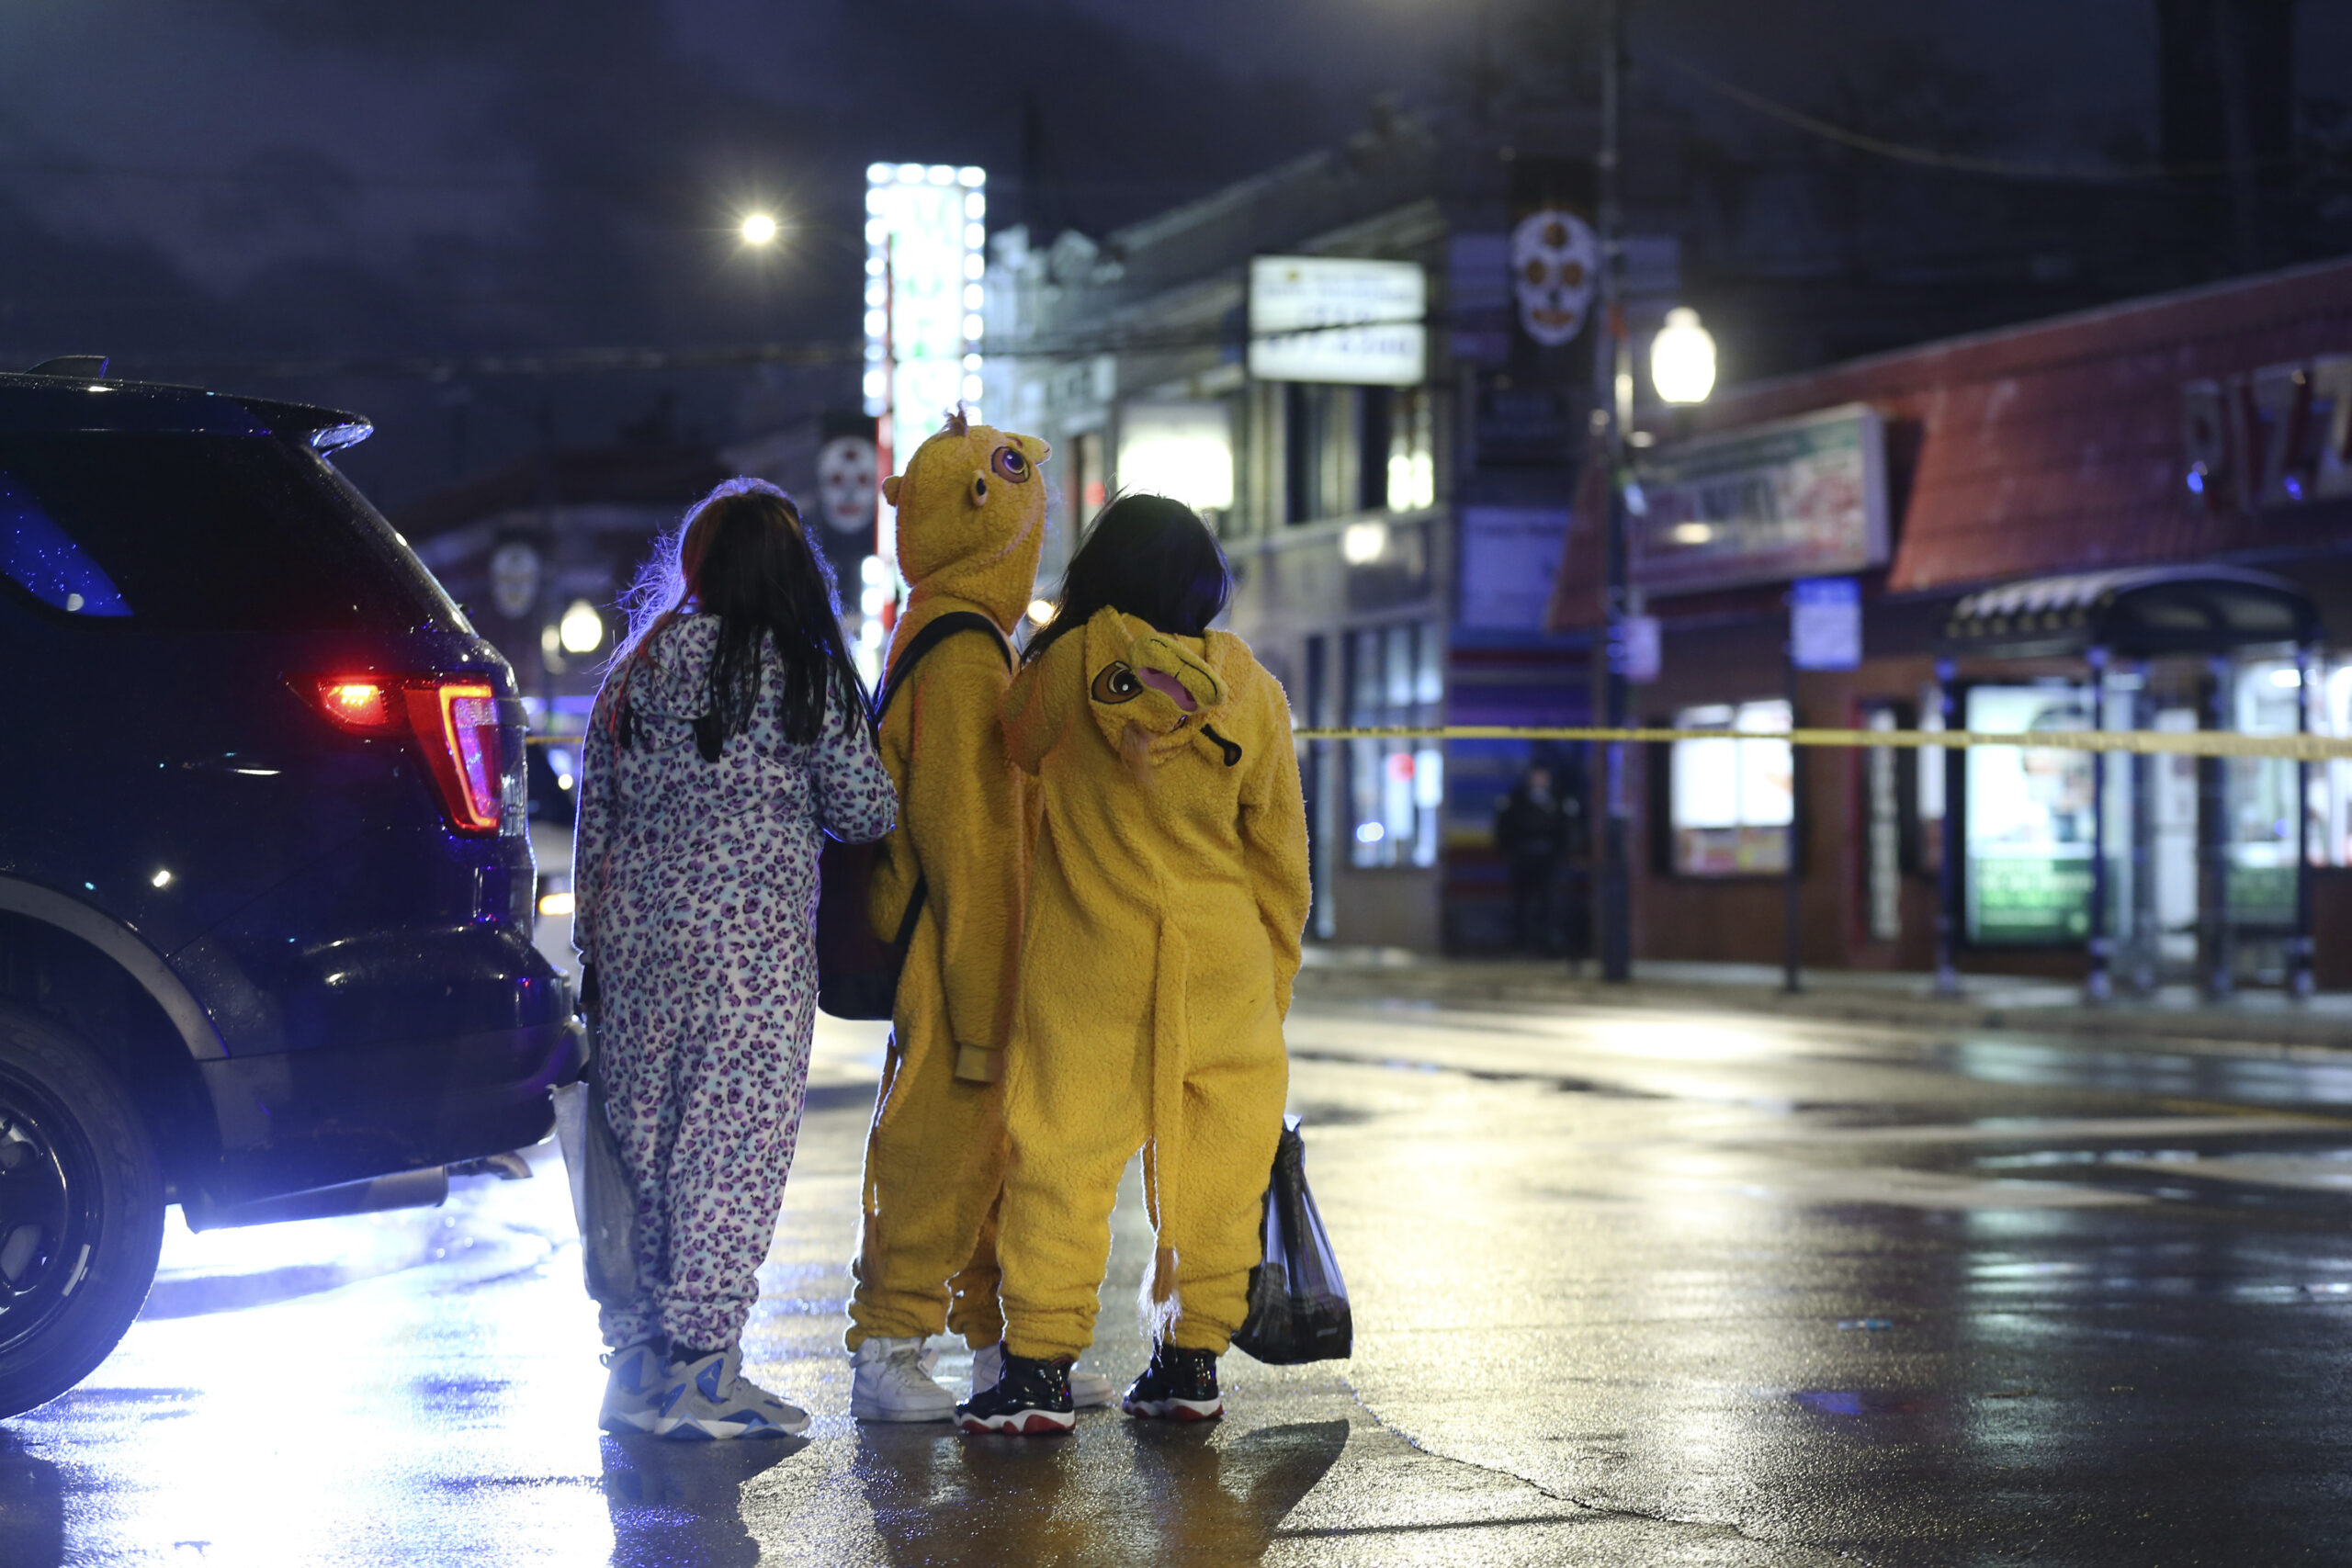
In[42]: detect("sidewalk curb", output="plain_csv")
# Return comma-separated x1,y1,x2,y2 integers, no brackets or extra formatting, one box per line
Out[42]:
1293,964,2352,1058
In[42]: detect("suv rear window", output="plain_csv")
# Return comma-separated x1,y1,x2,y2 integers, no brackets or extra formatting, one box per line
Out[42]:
0,432,468,632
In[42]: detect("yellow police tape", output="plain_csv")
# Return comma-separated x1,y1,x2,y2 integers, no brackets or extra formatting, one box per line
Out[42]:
1288,726,2352,761
525,727,2352,761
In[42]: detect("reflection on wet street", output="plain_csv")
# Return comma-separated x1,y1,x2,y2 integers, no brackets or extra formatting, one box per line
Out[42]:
11,993,2352,1564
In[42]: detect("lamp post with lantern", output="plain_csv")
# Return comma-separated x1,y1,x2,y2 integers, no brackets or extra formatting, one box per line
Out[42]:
1593,0,1717,981
1651,307,1717,408
1594,0,1634,982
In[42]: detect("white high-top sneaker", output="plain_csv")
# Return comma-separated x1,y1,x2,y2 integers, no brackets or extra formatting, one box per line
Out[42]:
597,1340,668,1434
971,1341,1115,1410
850,1337,957,1422
652,1346,809,1440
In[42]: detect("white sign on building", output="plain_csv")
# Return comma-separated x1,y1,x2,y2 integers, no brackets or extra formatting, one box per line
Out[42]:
1247,255,1426,386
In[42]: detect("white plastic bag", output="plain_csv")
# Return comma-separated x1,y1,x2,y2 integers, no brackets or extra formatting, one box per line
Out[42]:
552,1021,639,1309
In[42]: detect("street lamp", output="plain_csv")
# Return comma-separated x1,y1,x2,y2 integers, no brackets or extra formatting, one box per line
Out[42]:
559,600,605,656
1594,0,1634,984
741,212,780,245
1651,307,1716,405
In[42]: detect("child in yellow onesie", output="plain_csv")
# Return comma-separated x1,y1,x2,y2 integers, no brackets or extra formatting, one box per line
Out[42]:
846,412,1118,1420
956,494,1309,1436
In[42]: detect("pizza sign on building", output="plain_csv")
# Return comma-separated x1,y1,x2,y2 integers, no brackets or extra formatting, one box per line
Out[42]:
2182,355,2352,513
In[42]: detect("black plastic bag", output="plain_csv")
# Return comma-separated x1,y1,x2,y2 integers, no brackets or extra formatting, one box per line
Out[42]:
1231,1114,1352,1364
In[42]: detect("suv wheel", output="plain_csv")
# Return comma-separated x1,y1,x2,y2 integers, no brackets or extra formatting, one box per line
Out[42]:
0,1004,164,1419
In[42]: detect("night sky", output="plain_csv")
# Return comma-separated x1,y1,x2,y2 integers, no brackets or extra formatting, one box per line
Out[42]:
0,0,2342,505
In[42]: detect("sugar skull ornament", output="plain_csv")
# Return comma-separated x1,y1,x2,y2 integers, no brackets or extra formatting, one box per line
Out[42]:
816,434,879,536
488,539,540,620
1511,209,1600,347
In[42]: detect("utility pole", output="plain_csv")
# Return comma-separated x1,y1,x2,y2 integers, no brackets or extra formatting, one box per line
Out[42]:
1594,0,1634,983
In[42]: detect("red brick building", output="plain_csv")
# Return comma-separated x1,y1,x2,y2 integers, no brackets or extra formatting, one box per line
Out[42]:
1555,257,2352,990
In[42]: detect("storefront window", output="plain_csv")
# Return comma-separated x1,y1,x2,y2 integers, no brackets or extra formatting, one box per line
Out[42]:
2230,660,2304,923
1962,684,2095,944
1668,699,1792,875
1290,385,1431,524
2324,664,2352,866
1347,621,1442,868
1385,388,1435,512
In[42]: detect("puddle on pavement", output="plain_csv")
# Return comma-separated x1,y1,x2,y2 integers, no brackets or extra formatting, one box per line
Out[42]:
1925,1037,2352,1112
1286,1046,1663,1099
1790,1389,1930,1417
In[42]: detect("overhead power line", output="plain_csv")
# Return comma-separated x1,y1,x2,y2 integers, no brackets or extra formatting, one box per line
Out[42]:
0,151,1236,198
108,319,1250,382
117,340,863,382
1651,52,2290,186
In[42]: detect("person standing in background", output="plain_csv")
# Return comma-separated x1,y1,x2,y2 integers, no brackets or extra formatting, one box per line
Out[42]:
1494,762,1573,955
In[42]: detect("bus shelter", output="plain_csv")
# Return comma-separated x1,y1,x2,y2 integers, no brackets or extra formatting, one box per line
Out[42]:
1935,566,2324,998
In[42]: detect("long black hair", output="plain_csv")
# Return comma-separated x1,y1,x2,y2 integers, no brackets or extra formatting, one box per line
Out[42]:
610,478,868,758
1023,492,1230,665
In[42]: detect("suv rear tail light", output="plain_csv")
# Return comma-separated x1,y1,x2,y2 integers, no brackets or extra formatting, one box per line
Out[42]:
315,675,506,835
319,678,398,731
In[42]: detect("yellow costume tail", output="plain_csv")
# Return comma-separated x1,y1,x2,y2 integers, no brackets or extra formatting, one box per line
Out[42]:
1139,918,1190,1343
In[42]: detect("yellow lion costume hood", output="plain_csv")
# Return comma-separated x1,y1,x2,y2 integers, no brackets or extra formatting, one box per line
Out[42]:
1074,608,1251,782
883,412,1051,638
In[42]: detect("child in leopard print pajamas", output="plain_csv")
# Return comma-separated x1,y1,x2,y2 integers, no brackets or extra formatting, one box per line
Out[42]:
573,479,896,1439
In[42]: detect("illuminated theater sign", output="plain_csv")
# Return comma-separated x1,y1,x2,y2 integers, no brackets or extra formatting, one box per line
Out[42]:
865,163,988,558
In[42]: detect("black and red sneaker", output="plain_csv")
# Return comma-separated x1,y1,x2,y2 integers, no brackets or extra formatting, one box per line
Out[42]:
1122,1343,1222,1422
954,1348,1076,1436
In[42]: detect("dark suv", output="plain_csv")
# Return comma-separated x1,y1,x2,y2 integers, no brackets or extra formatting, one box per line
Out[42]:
0,363,581,1415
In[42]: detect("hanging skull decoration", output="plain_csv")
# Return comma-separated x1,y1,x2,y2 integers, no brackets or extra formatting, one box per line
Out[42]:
1511,209,1600,348
815,435,879,535
487,539,541,621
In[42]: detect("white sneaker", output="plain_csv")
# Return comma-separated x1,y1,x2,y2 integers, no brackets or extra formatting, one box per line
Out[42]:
851,1336,957,1422
971,1341,1114,1410
653,1346,809,1440
598,1340,667,1434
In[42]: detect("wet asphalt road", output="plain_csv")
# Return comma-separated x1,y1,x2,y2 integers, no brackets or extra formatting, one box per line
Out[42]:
9,982,2352,1565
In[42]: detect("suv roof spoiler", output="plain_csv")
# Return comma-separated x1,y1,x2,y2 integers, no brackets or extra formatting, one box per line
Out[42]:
0,369,371,451
24,355,109,378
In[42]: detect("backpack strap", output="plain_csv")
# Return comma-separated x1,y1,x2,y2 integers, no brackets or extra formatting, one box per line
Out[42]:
872,609,1016,948
874,610,1012,724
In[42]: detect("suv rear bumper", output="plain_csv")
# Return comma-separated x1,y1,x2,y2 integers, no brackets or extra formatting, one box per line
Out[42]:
195,1015,585,1205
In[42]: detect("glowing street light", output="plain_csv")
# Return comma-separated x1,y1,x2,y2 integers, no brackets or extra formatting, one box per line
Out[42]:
741,212,780,245
559,600,605,655
1651,306,1717,404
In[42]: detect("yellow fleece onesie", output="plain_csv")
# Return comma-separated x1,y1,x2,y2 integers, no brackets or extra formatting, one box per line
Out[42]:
845,414,1051,1353
995,607,1310,1360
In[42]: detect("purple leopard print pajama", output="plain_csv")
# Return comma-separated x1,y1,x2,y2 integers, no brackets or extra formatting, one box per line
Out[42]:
572,615,896,1352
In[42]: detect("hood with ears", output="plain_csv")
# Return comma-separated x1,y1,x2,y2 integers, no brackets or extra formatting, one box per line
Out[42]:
885,413,1051,631
1080,608,1261,777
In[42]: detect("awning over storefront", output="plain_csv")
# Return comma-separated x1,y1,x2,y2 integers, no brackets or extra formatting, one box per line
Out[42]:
1939,565,2321,659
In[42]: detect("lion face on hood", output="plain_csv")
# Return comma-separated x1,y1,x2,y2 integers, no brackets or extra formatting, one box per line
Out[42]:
1080,608,1254,780
884,412,1051,629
